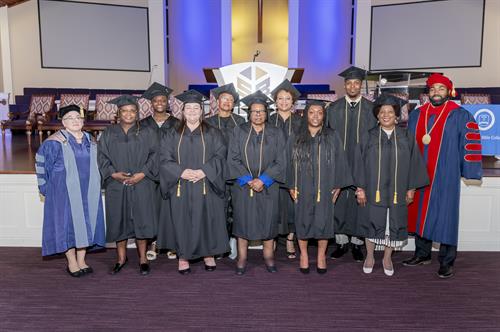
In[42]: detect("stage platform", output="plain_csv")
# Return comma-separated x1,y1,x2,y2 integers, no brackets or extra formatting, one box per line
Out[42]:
0,130,499,251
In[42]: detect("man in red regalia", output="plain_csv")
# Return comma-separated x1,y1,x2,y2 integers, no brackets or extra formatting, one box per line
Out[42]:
404,73,482,278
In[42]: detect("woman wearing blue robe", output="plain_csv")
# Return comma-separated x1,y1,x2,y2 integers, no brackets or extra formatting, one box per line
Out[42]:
35,105,105,278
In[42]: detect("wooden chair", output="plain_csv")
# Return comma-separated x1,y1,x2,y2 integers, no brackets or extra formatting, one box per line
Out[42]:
1,94,55,145
82,94,120,137
38,93,90,143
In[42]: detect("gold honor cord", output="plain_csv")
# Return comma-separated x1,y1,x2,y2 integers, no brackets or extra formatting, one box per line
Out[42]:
375,127,399,204
244,125,265,197
176,126,185,197
176,124,207,197
316,140,321,203
294,160,299,203
422,100,448,145
393,128,398,204
375,127,382,203
343,98,362,150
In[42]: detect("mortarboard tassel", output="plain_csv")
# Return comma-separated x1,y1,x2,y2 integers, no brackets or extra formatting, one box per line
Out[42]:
79,106,84,118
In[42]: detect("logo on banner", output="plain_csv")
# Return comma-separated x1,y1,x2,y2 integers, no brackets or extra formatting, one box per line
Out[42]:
237,65,271,97
474,108,495,131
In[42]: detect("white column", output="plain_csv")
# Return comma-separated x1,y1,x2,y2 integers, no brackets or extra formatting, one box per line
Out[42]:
353,0,372,70
0,7,13,103
221,0,232,66
148,0,167,85
288,0,299,68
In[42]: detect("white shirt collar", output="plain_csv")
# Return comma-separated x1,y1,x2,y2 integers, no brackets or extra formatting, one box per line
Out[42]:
345,95,362,104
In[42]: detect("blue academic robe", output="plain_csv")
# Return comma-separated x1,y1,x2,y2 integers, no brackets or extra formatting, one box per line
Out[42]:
36,131,106,256
407,101,482,246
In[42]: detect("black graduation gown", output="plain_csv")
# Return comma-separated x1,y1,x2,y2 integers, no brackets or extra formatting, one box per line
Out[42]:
97,124,158,242
205,113,246,229
205,113,246,145
326,97,377,237
286,128,352,239
139,114,179,246
269,112,302,235
158,124,229,259
227,122,287,240
354,126,429,241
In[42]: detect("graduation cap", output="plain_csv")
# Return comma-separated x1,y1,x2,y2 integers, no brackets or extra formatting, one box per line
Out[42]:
107,95,140,109
211,83,239,102
271,79,301,101
373,93,408,117
305,99,327,109
59,104,85,119
175,89,207,105
142,82,174,100
240,90,274,112
339,66,367,81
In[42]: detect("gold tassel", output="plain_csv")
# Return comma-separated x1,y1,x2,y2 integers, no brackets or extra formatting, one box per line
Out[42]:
203,180,206,195
316,189,321,203
393,191,398,204
79,106,84,118
176,181,181,197
375,190,381,203
294,186,299,203
250,188,254,197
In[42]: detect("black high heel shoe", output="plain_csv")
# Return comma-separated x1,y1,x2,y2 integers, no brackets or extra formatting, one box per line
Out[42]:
178,267,191,275
205,264,217,272
299,267,310,274
139,263,150,276
66,267,83,278
316,267,327,274
110,258,128,275
80,266,93,275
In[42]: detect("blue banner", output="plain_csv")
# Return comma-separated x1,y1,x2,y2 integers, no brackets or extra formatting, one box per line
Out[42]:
463,104,500,156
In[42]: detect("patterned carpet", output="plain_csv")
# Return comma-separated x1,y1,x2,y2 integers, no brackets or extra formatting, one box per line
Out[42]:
0,247,499,331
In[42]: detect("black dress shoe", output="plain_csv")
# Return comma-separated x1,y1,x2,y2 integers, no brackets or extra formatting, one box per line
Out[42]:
139,263,150,276
351,245,364,262
299,267,310,274
402,256,431,267
235,266,246,275
438,265,454,279
316,267,327,274
265,265,277,273
178,267,191,275
330,244,348,259
110,258,128,275
205,264,217,272
80,266,93,275
66,267,83,278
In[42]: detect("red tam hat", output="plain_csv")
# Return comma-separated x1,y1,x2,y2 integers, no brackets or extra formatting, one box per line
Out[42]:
426,73,456,97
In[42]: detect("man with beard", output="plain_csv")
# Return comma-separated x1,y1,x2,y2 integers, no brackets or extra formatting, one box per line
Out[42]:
326,66,377,262
404,73,482,278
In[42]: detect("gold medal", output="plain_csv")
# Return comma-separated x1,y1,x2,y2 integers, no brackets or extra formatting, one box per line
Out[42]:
422,134,431,145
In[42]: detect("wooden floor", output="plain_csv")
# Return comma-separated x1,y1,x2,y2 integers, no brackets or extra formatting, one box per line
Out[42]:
1,129,500,176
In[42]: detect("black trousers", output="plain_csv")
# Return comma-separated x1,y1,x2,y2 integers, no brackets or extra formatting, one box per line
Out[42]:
414,235,457,267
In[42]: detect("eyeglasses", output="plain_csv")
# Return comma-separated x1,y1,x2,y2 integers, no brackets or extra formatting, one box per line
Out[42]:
62,116,83,121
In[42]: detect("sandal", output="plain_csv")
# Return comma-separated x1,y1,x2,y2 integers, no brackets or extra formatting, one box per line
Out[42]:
167,250,177,260
286,236,296,259
146,241,158,261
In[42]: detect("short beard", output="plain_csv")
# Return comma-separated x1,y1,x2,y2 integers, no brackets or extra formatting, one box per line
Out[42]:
430,95,449,107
